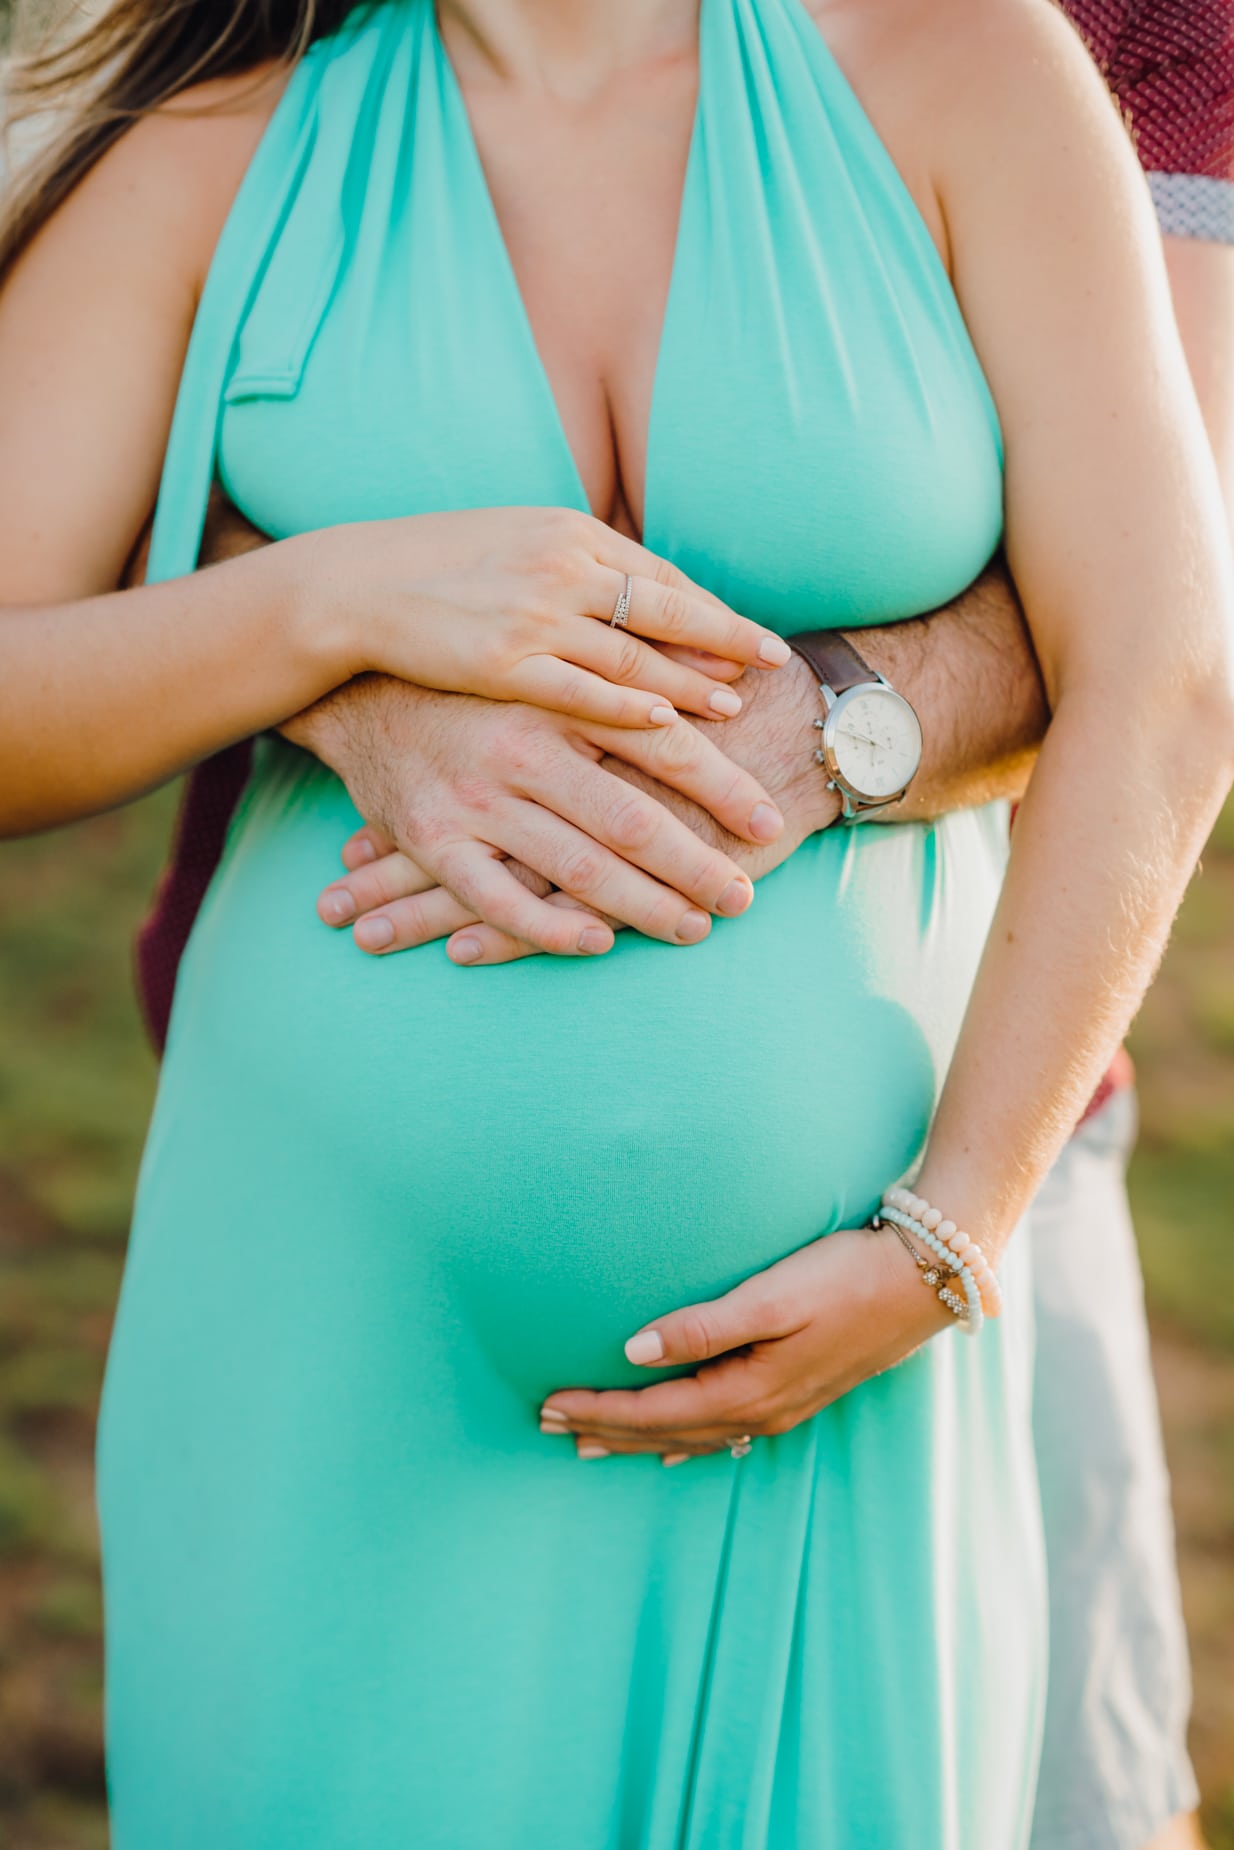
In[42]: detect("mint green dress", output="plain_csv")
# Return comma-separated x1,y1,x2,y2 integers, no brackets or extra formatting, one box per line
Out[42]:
98,2,1046,1843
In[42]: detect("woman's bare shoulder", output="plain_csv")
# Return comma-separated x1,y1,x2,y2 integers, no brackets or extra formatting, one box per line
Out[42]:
892,0,1123,157
74,63,291,297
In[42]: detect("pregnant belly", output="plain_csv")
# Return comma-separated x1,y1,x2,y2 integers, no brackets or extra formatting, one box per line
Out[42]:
127,745,1008,1403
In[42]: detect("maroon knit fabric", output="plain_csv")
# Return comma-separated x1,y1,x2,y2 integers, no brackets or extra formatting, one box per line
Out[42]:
134,741,253,1052
135,0,1234,1057
1060,0,1234,178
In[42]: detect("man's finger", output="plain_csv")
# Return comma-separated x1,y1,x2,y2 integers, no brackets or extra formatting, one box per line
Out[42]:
447,889,617,966
521,760,754,924
318,850,434,927
492,796,720,946
433,840,615,958
341,824,396,870
351,887,480,955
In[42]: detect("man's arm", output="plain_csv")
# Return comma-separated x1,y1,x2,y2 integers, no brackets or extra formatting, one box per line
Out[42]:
187,488,1046,854
855,559,1046,819
1164,236,1234,527
583,554,1043,882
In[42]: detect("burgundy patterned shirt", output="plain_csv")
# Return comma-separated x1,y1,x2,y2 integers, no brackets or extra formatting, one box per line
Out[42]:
134,0,1234,1055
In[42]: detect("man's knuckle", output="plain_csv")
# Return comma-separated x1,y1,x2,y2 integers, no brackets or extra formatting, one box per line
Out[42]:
605,794,659,853
554,845,604,893
398,800,442,849
449,773,497,816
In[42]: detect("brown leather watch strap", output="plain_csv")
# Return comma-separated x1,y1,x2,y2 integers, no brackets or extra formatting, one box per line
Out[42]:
787,628,876,696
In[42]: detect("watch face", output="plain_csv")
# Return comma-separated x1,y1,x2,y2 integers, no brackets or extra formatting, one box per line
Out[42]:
829,687,923,801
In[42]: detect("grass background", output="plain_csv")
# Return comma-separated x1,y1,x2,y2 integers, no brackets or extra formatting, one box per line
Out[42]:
0,791,1232,1848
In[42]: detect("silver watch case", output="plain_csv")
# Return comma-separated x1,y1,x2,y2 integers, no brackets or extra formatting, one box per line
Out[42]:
812,677,923,822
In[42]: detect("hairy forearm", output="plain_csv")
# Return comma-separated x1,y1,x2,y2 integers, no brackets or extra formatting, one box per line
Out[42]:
602,554,1046,862
280,672,414,776
856,554,1047,820
198,499,1045,863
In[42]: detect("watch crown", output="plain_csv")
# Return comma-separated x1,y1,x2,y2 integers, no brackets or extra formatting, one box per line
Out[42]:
814,748,828,765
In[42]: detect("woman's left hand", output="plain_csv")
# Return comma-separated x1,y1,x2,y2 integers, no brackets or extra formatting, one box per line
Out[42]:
538,1224,956,1463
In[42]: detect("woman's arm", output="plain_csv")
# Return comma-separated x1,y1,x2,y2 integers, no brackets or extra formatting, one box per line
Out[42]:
0,79,326,835
0,93,787,947
912,0,1234,1242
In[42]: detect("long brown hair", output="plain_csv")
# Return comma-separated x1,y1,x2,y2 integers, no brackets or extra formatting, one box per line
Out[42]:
0,0,367,289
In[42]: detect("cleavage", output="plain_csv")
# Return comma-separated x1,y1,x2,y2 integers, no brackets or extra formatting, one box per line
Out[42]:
450,49,700,541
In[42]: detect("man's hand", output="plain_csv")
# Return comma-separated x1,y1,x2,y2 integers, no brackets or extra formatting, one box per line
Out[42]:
316,569,1048,963
317,654,842,959
188,490,1048,958
285,677,784,956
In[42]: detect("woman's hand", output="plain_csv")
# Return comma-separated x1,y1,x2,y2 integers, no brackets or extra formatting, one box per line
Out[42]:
535,1226,956,1462
298,680,785,955
292,505,791,728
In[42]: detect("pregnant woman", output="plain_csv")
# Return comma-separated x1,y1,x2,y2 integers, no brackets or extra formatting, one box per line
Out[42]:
1,0,1231,1844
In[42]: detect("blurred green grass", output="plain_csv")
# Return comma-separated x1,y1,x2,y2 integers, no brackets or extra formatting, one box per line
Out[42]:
1129,802,1234,1351
0,786,1232,1845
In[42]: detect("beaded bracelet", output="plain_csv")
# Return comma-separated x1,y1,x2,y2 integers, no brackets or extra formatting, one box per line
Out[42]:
880,1204,984,1336
877,1211,972,1328
882,1186,1003,1320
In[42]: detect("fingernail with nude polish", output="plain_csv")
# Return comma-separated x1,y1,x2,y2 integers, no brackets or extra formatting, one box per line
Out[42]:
676,909,710,945
578,927,613,956
540,1405,569,1423
749,802,783,842
577,1443,610,1460
625,1329,664,1365
540,1419,570,1435
321,888,356,925
650,704,677,726
716,879,752,918
449,936,482,965
355,916,394,950
707,688,743,717
758,636,792,666
662,1453,692,1468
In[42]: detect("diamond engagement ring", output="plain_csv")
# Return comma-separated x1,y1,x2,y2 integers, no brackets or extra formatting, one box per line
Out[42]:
729,1436,753,1459
609,573,633,628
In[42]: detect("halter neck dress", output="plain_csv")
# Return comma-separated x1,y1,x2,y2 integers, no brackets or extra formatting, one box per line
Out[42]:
99,3,1046,1843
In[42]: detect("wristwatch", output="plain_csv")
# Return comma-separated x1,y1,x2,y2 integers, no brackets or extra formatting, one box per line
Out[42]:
788,629,923,821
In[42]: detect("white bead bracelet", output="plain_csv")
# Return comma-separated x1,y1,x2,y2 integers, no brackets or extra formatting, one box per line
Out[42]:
882,1187,1003,1320
879,1204,984,1336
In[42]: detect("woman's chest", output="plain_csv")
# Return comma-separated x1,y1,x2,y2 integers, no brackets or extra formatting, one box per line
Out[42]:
450,55,701,538
214,0,1002,633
